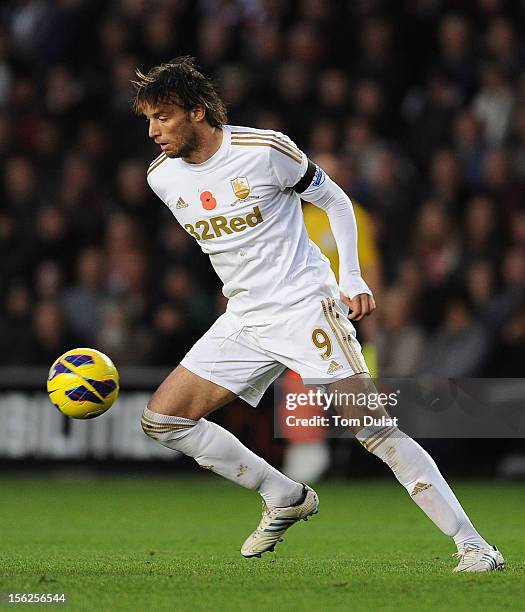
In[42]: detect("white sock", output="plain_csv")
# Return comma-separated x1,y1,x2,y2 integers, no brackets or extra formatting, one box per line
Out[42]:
141,408,303,509
356,425,490,550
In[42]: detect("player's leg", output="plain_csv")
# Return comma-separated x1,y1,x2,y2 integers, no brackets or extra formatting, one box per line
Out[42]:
327,373,505,571
142,364,304,509
142,311,321,558
143,331,320,559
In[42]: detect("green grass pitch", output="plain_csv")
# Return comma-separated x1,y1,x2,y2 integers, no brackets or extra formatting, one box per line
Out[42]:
0,477,523,611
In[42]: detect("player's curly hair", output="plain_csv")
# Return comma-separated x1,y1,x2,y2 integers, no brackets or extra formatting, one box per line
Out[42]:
131,56,227,127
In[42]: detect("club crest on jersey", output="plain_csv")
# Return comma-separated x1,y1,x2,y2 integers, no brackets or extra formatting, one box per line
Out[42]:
230,176,251,200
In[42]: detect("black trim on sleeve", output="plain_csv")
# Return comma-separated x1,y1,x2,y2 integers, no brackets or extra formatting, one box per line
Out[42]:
292,159,316,193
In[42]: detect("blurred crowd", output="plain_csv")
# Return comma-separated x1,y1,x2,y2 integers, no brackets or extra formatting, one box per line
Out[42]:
1,0,525,376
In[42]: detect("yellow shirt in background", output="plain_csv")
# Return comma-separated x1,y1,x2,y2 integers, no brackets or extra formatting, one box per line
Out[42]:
302,200,379,280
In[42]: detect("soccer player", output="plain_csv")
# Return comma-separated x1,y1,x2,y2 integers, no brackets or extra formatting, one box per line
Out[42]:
132,57,504,572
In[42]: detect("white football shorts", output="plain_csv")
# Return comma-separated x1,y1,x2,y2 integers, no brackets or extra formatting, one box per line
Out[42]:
180,296,369,406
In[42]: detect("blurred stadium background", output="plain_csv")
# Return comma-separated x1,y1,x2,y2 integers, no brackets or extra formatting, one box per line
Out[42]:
1,0,525,479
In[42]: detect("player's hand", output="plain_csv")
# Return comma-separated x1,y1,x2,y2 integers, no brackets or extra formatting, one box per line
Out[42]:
341,292,376,321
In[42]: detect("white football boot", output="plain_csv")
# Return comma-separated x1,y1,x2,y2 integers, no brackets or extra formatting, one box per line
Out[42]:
241,484,319,558
453,544,506,572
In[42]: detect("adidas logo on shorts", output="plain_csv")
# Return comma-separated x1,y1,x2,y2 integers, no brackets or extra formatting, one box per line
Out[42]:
176,197,189,209
327,360,344,374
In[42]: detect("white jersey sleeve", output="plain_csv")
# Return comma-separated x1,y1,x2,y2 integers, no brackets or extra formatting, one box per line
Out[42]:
300,168,373,299
267,132,308,190
146,153,170,205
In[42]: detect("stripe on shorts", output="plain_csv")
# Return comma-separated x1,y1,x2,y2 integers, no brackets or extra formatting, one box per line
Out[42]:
321,299,358,371
328,298,367,373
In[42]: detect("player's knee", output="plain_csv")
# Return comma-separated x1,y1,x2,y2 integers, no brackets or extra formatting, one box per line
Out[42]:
146,391,208,421
147,394,167,415
147,393,184,418
148,388,213,421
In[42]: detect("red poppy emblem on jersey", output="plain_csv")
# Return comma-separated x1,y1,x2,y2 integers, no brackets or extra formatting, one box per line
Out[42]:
200,191,217,210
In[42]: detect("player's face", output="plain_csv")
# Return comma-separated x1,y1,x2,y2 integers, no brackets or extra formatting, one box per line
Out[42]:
145,104,199,159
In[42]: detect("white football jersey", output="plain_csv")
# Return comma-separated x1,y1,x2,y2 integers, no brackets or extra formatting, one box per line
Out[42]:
147,125,339,322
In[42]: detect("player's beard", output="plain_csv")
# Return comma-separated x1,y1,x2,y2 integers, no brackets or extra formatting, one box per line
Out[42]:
166,117,200,159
